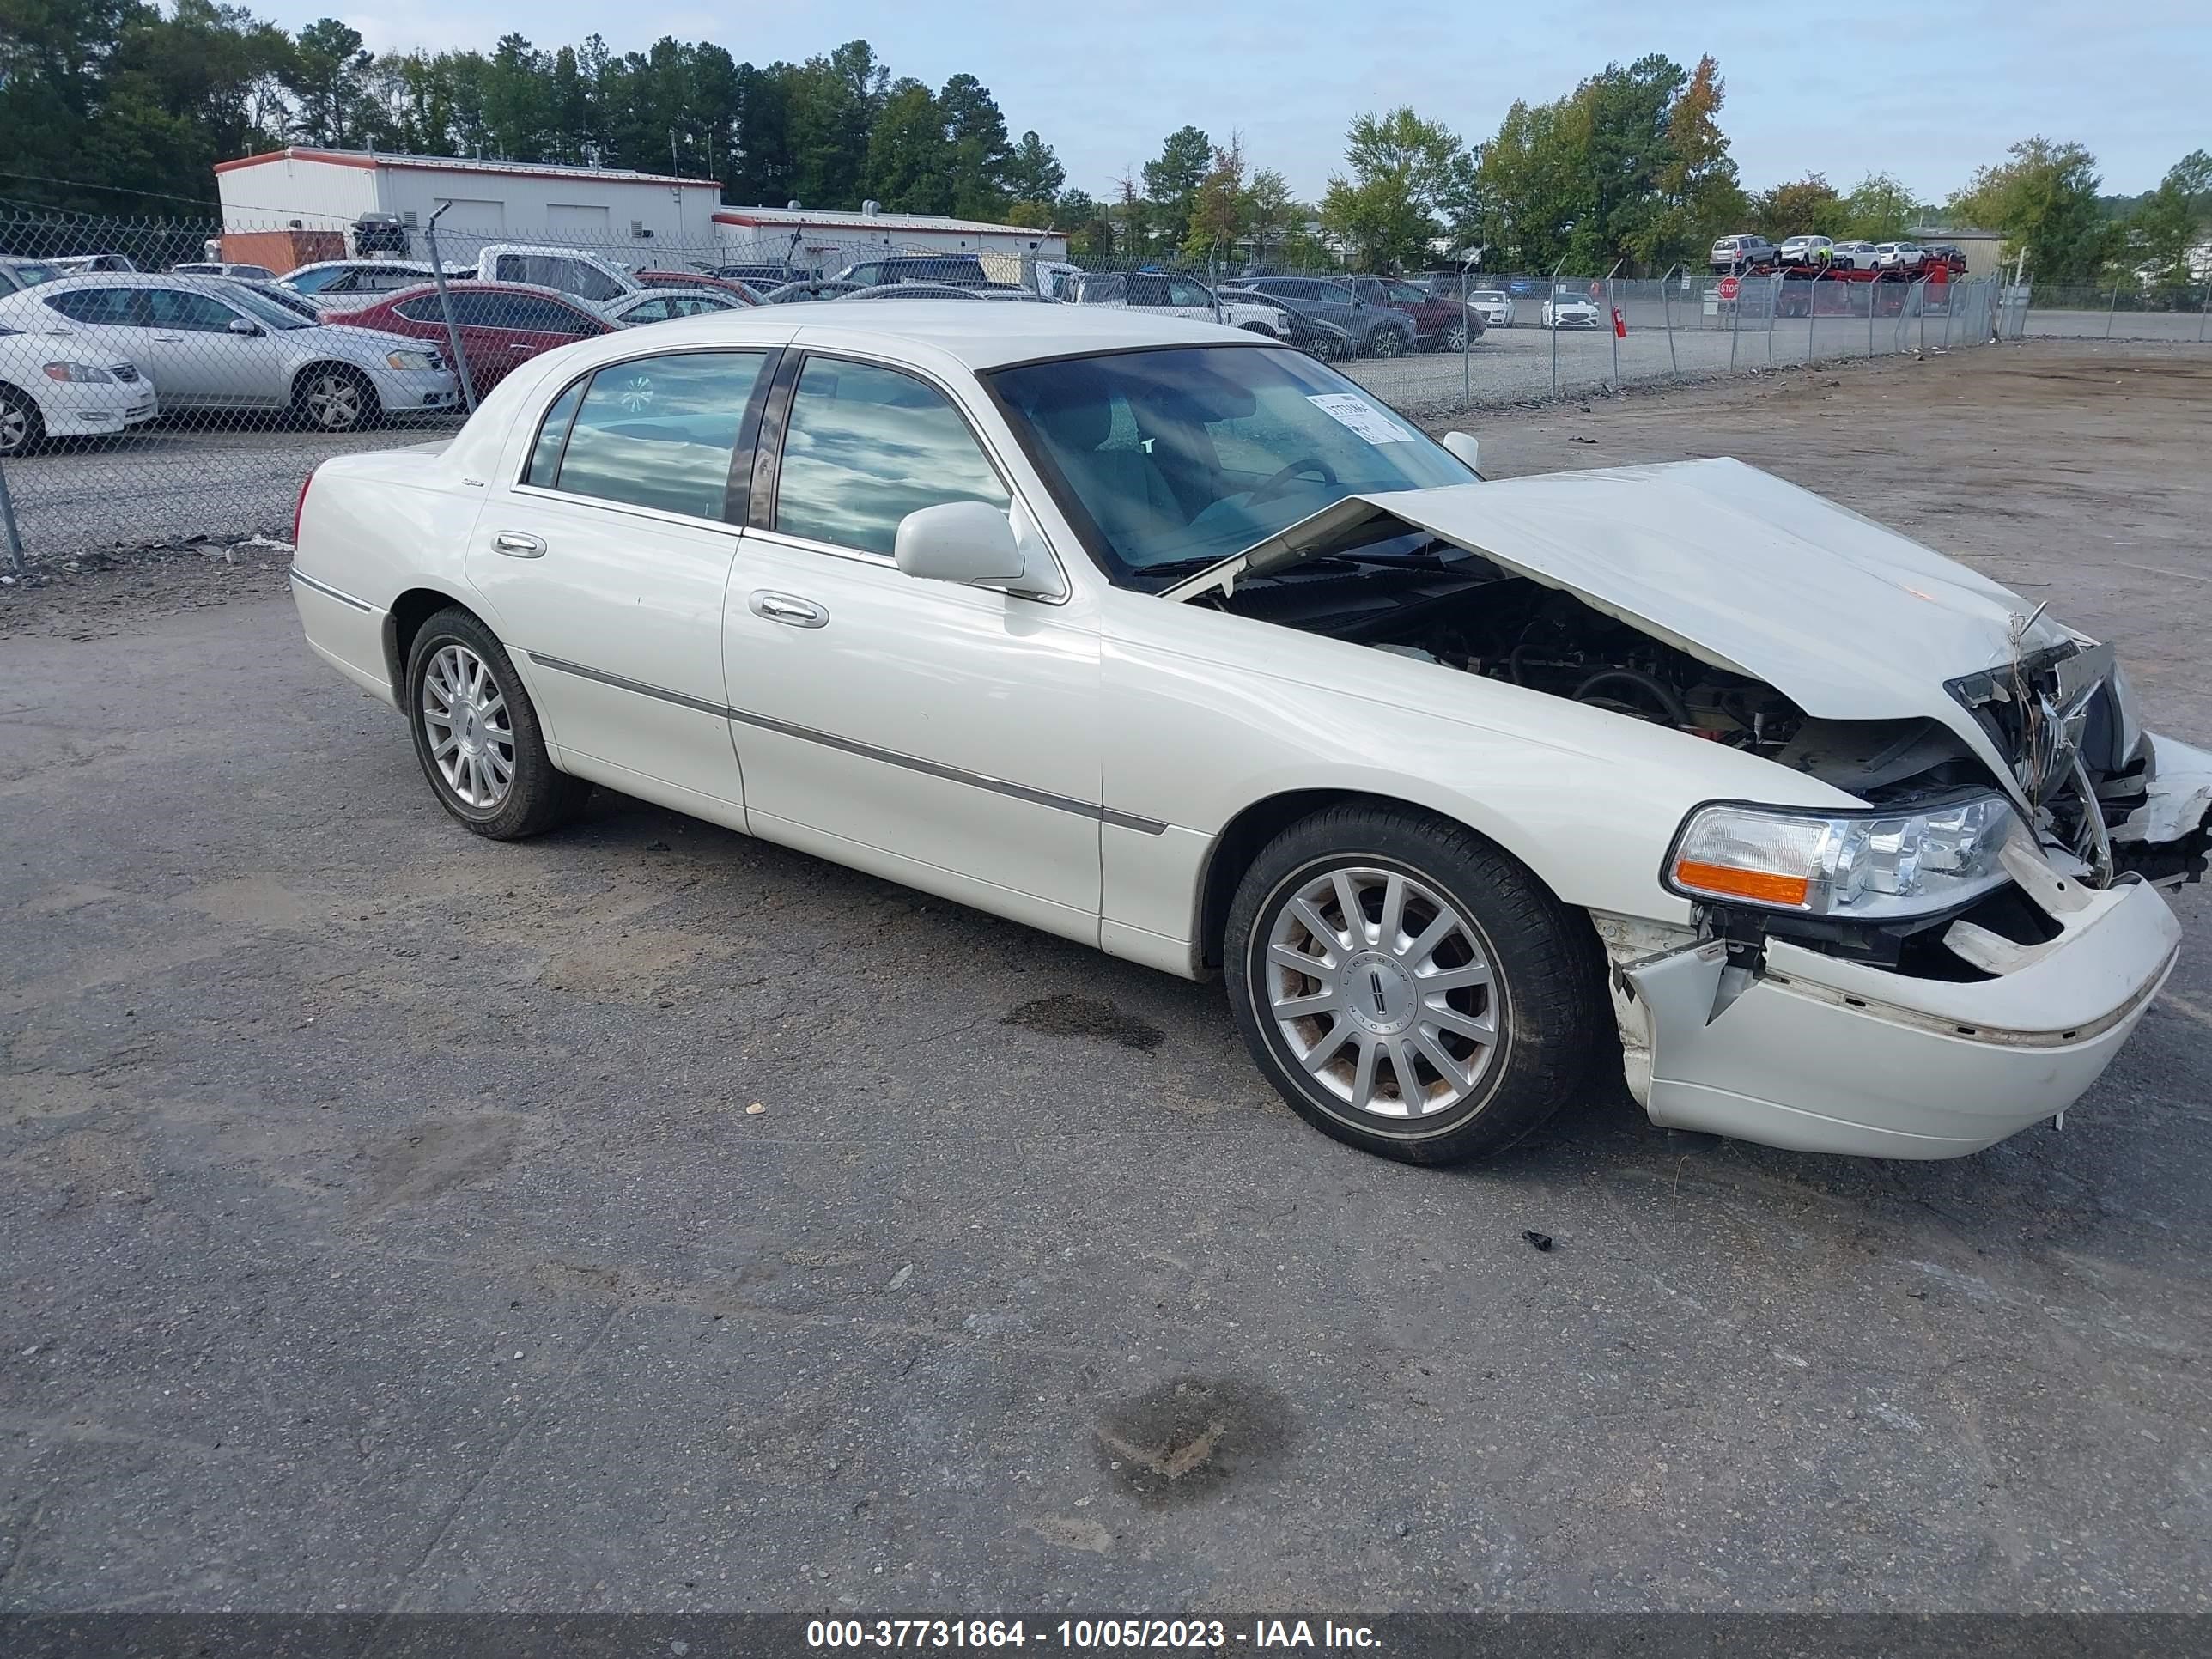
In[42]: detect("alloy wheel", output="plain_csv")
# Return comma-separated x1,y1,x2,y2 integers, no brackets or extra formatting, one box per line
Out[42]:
304,373,364,431
0,398,30,455
421,643,515,810
1264,864,1500,1121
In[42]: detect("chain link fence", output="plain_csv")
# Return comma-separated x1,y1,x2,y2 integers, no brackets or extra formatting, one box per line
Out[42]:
2005,282,2212,343
0,209,2048,568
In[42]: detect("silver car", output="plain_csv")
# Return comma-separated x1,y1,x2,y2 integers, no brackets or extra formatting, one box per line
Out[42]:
0,273,460,432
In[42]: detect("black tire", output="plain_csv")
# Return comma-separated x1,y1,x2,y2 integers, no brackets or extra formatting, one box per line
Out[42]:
0,383,45,457
293,363,379,434
1224,804,1607,1165
1368,326,1408,358
404,606,590,840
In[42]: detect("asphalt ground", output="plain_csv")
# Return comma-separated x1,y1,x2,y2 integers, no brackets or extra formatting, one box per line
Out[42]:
2,341,2209,1617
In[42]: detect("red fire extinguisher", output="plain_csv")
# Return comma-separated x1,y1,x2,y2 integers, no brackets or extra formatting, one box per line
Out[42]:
1612,306,1627,338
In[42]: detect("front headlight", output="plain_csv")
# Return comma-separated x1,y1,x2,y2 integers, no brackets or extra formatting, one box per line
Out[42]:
1665,796,2020,921
42,361,114,384
386,349,439,371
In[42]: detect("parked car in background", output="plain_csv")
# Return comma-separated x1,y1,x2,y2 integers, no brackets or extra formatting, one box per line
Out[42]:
834,253,993,288
1921,244,1969,276
1465,289,1515,327
1072,271,1295,337
1032,260,1085,301
1346,276,1482,352
476,245,639,306
287,302,2212,1168
48,254,137,275
1239,276,1418,357
635,270,763,304
762,280,866,304
1217,288,1354,361
0,322,157,456
327,281,612,398
598,288,744,326
228,280,330,323
1710,234,1777,273
1541,291,1603,328
1873,242,1927,272
0,273,456,432
278,260,440,308
173,261,278,282
714,263,811,287
834,283,1050,303
0,258,63,294
1777,235,1833,267
1828,241,1879,271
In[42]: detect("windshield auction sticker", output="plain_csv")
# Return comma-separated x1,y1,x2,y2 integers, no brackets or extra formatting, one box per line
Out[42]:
1304,392,1416,443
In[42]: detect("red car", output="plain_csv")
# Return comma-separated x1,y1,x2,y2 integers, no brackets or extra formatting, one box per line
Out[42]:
635,270,761,304
326,282,613,397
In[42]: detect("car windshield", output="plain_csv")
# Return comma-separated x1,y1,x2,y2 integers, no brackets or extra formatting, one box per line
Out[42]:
4,262,61,288
989,344,1472,587
221,283,314,329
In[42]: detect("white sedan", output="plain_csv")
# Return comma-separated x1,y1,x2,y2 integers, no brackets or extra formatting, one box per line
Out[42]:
1467,289,1515,327
597,288,744,326
289,305,2209,1165
1541,296,1603,328
0,328,156,456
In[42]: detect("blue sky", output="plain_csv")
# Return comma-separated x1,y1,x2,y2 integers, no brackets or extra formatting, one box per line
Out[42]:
270,0,2204,201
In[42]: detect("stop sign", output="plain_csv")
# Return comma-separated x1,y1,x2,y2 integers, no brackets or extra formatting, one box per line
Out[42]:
1717,275,1741,301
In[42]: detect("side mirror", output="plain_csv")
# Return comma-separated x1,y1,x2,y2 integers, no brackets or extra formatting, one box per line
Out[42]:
1441,431,1484,477
895,501,1028,589
227,317,261,336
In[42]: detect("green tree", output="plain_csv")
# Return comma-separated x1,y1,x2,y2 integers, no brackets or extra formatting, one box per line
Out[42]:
786,39,884,207
1182,136,1248,264
1056,187,1112,258
862,79,950,213
1320,106,1469,270
939,72,1012,219
1752,174,1844,240
1646,54,1743,263
2124,149,2212,289
1243,167,1297,267
1142,125,1211,249
283,17,370,145
1949,137,2118,284
1838,171,1917,241
1005,129,1064,206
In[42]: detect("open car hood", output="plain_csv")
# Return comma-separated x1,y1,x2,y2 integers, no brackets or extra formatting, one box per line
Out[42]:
1162,458,2077,800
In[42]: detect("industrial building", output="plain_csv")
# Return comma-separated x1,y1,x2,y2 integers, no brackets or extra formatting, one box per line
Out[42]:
212,148,725,270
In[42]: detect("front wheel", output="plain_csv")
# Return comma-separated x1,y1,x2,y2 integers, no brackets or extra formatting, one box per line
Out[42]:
294,365,378,434
1368,327,1407,358
1224,805,1606,1165
0,384,44,457
1442,321,1470,352
405,607,591,839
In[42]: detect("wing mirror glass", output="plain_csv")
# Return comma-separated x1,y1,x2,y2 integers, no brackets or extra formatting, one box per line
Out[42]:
895,501,1030,590
227,317,261,336
1441,431,1484,477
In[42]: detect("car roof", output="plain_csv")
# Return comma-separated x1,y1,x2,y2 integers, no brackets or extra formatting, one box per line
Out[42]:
512,300,1259,373
352,280,598,307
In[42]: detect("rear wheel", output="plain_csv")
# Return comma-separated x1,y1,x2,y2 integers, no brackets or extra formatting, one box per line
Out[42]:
1442,320,1470,353
0,384,43,457
404,607,590,840
1369,326,1408,358
1224,805,1606,1165
294,364,378,434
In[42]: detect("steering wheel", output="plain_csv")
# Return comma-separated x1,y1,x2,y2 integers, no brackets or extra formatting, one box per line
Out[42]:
1246,456,1339,507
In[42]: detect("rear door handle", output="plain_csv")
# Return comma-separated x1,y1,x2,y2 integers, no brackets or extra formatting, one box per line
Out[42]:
749,590,827,628
492,532,545,558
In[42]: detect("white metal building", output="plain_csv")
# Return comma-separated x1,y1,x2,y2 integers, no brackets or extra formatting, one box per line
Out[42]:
214,148,724,264
714,204,1066,274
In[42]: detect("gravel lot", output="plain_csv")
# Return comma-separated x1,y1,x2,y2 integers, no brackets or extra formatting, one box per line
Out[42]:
3,341,2209,1617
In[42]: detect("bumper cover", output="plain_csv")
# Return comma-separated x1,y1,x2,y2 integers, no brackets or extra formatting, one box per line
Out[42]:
1612,846,2183,1158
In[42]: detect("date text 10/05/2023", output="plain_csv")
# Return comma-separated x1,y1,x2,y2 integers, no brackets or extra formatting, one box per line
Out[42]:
805,1619,1382,1650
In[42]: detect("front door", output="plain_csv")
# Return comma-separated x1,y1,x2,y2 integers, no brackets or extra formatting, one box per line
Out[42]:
466,347,776,816
721,352,1103,927
143,285,285,406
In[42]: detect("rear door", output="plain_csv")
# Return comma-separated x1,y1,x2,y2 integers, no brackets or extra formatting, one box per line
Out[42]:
468,347,778,815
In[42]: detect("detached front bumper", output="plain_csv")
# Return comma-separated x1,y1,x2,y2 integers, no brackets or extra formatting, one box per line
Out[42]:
1607,840,2185,1159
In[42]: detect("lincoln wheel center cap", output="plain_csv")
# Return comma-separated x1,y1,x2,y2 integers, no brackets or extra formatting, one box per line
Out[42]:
1342,951,1415,1036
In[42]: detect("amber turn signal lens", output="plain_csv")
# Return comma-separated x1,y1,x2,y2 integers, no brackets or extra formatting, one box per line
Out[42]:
1672,859,1812,908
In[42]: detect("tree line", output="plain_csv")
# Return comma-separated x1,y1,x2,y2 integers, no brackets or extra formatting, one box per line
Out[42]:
3,2,2205,287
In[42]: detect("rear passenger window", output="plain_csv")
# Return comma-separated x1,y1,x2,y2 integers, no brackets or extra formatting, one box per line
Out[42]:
523,379,586,486
774,359,1009,556
541,352,767,520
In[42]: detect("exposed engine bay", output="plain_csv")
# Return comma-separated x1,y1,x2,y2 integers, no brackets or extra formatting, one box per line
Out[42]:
1204,548,2209,973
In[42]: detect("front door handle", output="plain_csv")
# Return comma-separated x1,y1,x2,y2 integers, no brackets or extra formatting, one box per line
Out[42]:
749,590,827,629
492,531,545,558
